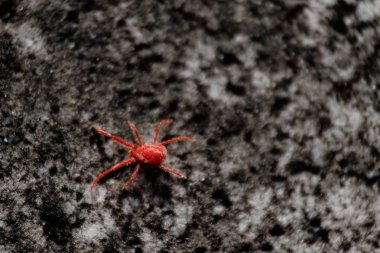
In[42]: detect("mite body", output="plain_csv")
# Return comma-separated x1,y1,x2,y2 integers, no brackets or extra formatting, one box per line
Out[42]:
91,120,194,190
129,144,167,165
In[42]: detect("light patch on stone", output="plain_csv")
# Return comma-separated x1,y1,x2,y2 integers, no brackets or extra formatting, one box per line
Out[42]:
189,170,207,183
329,100,363,135
126,18,146,44
219,160,235,176
205,74,232,103
277,144,295,169
374,196,380,227
180,38,215,79
162,215,173,230
277,182,311,226
171,203,193,235
312,138,328,166
236,187,273,239
79,222,107,243
213,205,225,216
357,0,380,22
195,39,216,62
219,143,250,178
8,22,50,60
248,187,273,210
104,141,118,158
304,0,335,35
171,184,186,198
250,69,272,95
64,201,76,215
122,197,140,215
0,246,11,253
84,187,107,204
77,211,116,244
141,228,163,252
326,181,371,226
303,8,324,34
239,46,256,69
102,211,116,231
365,106,380,147
292,242,330,253
328,230,344,250
237,213,250,234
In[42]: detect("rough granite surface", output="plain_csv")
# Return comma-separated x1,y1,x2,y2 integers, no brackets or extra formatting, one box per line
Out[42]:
1,0,380,252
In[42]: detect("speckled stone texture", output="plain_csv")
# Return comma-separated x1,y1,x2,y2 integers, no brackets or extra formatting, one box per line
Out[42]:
1,0,380,252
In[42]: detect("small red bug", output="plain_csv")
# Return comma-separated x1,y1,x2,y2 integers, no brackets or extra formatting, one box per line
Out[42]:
91,120,195,190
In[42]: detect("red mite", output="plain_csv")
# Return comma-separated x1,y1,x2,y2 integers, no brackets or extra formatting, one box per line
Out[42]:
91,120,195,190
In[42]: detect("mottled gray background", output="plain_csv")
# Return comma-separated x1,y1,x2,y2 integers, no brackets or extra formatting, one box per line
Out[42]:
1,0,380,252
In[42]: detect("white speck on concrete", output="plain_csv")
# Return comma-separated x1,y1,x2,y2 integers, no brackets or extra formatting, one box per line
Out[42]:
189,170,207,183
277,144,295,169
251,69,272,95
212,205,225,216
64,201,76,215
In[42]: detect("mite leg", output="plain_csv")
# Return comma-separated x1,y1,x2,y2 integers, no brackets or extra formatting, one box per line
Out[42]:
122,164,141,189
159,137,195,146
128,121,143,146
159,165,187,179
91,158,136,190
93,126,136,149
152,119,173,144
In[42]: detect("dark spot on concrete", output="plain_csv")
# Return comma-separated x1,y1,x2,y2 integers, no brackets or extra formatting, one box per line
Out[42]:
288,161,321,175
194,246,207,253
229,169,248,183
0,32,20,79
309,217,321,228
316,229,329,243
0,0,16,22
318,116,332,134
271,97,290,114
270,224,285,236
212,188,232,208
226,82,246,96
49,166,58,176
65,10,79,23
261,242,273,251
218,49,240,65
329,0,356,34
333,81,353,101
236,242,253,252
40,193,72,246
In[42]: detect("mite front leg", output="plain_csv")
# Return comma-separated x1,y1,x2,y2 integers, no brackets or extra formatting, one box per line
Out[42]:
159,137,195,146
153,119,173,144
128,121,143,146
93,126,136,149
91,158,136,190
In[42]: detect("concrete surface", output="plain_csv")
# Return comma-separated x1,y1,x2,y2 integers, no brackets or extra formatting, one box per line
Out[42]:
1,0,380,252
